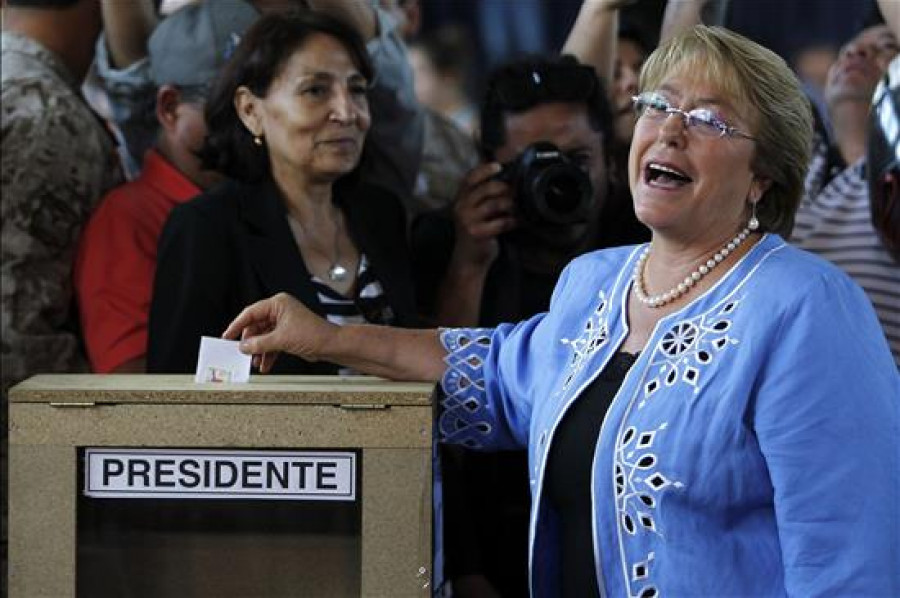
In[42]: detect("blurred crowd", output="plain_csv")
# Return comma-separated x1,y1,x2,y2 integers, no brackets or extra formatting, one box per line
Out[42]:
2,0,898,595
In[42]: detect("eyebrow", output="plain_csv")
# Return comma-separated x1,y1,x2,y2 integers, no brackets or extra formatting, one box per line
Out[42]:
295,71,369,85
843,32,899,54
296,71,352,80
657,85,734,111
876,37,900,51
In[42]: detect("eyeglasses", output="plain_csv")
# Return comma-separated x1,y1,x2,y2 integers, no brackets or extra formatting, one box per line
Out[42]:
631,91,755,140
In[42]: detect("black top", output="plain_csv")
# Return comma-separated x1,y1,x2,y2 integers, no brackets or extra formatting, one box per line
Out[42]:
545,351,637,598
147,177,419,374
412,199,647,595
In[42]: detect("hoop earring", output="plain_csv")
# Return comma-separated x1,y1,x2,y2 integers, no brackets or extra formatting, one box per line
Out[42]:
748,201,760,231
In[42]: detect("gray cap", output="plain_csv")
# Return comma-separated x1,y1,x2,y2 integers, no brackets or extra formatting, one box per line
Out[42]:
148,0,259,89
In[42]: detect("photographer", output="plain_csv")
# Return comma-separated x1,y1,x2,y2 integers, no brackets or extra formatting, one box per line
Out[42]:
411,55,648,596
414,55,648,330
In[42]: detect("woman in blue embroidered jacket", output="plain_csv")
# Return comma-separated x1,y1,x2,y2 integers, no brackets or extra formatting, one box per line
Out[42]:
225,26,900,597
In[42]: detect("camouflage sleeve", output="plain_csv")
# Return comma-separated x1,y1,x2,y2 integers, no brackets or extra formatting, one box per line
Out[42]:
0,82,122,394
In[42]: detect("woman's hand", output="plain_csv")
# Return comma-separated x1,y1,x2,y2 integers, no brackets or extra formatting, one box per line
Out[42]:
225,293,445,381
222,292,337,373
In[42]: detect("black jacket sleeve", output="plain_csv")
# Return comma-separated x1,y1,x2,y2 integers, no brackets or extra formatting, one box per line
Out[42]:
146,199,234,373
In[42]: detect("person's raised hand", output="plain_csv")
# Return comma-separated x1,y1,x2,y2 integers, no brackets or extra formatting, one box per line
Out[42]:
452,162,517,268
222,292,337,373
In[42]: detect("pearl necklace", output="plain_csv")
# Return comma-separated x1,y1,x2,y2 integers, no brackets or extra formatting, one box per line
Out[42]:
632,227,752,308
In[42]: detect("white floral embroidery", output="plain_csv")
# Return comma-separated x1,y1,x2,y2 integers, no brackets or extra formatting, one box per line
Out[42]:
615,422,683,598
631,551,654,581
615,423,684,535
631,552,658,597
558,290,610,393
640,297,742,406
615,296,742,596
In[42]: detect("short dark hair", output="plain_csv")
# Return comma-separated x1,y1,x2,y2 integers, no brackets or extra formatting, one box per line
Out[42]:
200,11,374,183
478,55,613,162
618,20,652,57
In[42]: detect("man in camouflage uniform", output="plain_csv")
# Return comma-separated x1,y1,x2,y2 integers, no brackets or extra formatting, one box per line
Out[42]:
1,0,122,393
1,0,123,578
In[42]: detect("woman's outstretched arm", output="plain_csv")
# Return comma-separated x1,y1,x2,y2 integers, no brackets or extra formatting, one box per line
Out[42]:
223,292,446,382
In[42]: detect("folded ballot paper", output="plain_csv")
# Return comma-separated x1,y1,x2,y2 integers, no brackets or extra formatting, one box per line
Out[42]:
194,336,252,383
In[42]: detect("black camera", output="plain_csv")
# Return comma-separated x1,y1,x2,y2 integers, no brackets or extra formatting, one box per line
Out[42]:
494,141,594,226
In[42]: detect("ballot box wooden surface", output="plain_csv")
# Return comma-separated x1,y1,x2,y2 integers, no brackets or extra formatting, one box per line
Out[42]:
8,374,434,598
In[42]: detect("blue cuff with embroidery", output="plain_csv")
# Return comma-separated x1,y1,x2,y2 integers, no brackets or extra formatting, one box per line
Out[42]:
438,328,497,449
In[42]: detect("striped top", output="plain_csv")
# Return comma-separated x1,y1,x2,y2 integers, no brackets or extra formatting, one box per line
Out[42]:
312,254,395,375
791,135,900,366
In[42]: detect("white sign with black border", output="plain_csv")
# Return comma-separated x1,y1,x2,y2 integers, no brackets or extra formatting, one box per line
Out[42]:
84,448,356,501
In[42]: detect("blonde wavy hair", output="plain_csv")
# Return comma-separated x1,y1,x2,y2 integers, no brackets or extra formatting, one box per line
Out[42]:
640,26,813,237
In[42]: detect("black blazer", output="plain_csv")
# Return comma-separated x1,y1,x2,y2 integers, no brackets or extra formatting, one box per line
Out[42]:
147,177,418,374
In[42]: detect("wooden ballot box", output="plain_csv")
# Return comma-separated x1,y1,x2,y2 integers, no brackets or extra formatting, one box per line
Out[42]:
8,374,434,598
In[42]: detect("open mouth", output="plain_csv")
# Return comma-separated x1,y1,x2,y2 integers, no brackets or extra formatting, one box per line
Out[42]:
645,162,693,188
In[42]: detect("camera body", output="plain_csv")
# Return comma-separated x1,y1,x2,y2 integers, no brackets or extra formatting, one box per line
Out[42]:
494,141,594,226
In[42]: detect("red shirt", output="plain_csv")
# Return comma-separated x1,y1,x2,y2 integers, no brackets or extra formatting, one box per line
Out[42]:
74,150,200,372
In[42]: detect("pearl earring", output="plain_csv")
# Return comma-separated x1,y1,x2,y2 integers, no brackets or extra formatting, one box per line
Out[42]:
253,135,263,146
748,201,759,231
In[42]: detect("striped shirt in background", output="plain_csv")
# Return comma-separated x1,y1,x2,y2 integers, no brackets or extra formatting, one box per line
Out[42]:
312,254,395,375
792,135,900,367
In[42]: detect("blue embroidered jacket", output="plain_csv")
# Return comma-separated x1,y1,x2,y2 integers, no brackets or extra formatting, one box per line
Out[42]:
439,234,900,598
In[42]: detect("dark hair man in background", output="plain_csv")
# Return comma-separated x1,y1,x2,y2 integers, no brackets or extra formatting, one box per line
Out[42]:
415,55,647,328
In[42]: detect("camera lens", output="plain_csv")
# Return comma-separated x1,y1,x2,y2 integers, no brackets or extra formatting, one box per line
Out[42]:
530,165,592,225
508,142,594,226
542,169,582,214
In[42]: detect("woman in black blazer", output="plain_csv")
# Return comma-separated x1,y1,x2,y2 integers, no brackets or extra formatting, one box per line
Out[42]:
148,12,418,374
